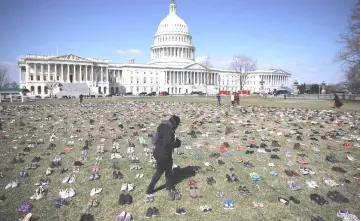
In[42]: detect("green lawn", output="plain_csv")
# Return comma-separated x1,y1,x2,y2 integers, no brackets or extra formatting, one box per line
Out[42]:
0,97,359,221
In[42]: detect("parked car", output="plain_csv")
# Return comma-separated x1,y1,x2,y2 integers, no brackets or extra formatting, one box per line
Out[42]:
139,92,147,96
125,92,133,96
147,92,156,96
160,91,169,96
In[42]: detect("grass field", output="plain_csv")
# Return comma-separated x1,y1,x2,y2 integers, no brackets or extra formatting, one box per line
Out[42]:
0,97,359,221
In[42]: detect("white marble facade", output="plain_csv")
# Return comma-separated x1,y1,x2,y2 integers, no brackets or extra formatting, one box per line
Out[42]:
18,0,290,96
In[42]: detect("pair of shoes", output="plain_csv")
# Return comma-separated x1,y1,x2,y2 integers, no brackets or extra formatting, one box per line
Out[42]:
113,171,123,179
223,200,235,209
87,199,99,208
59,188,75,199
5,180,19,189
145,194,155,202
89,173,100,181
189,185,202,198
145,207,159,218
62,175,76,183
116,211,132,221
168,189,181,201
90,188,102,196
121,183,134,192
118,193,133,205
175,208,186,215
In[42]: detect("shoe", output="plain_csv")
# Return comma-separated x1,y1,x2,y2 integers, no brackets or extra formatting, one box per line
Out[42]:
117,171,123,179
116,211,126,221
124,213,132,221
112,171,118,179
68,175,76,183
125,194,133,204
145,207,153,218
118,193,126,205
62,175,70,183
152,207,159,217
90,188,96,196
11,180,18,188
5,181,13,189
121,183,128,191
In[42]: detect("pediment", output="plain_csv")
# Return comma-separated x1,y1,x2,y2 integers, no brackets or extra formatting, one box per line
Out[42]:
184,63,207,70
50,54,90,62
270,69,290,75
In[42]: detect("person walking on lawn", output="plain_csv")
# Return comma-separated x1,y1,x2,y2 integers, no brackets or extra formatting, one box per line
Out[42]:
146,115,181,194
216,93,221,105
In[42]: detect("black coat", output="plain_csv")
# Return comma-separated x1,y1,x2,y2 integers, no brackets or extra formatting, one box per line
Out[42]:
334,94,343,108
153,121,181,160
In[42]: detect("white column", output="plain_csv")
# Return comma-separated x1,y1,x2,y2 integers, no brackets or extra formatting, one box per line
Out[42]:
100,67,103,82
26,64,29,82
34,64,37,82
86,66,88,81
79,65,82,82
61,64,64,82
41,64,44,81
55,64,57,81
91,66,94,82
47,64,50,81
106,68,109,82
19,67,22,83
73,65,76,82
67,64,70,82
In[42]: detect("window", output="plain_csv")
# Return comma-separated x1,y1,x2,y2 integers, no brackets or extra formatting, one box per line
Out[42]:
136,87,139,92
37,76,40,81
57,76,60,81
137,78,139,83
130,77,133,83
50,76,53,81
150,78,153,84
143,77,146,83
30,75,34,81
156,77,159,83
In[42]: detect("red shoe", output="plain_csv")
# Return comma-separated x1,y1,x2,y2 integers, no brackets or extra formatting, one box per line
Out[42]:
344,144,351,149
354,173,360,180
220,145,226,153
7,149,13,153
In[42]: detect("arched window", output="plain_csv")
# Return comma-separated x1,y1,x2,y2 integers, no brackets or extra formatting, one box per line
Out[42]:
143,77,146,83
136,77,139,83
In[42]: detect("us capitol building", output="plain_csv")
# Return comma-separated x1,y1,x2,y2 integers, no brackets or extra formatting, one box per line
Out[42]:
18,0,290,97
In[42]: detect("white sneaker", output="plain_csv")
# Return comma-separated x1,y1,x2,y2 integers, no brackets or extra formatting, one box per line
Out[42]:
90,188,96,196
59,189,68,199
127,183,134,192
347,155,355,161
306,180,316,188
11,180,18,188
36,192,44,200
62,175,70,183
114,153,122,159
135,174,140,179
121,183,128,191
5,181,13,189
139,174,144,178
46,168,53,176
127,147,131,154
94,188,102,194
310,180,319,188
30,193,38,200
68,175,76,184
67,188,75,197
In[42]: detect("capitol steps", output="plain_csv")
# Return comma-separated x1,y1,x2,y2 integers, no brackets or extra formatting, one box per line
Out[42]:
55,83,89,98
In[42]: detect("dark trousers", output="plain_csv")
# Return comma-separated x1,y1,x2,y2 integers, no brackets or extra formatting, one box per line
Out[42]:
148,158,173,190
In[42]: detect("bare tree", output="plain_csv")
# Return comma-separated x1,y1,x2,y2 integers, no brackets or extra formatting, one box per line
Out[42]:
230,54,257,91
201,56,213,97
336,0,360,93
0,64,11,88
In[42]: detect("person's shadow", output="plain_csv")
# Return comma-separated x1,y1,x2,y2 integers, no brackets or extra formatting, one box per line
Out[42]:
153,166,200,192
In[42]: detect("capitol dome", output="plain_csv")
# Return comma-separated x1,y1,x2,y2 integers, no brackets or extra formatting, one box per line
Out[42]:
149,0,196,66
